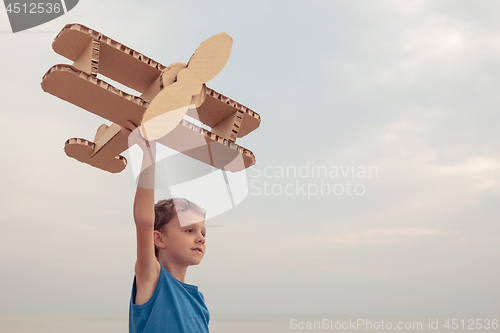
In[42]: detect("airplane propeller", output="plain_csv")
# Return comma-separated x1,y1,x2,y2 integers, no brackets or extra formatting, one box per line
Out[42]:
140,32,233,142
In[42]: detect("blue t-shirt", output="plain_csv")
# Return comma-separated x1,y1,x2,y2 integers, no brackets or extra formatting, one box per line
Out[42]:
129,265,210,333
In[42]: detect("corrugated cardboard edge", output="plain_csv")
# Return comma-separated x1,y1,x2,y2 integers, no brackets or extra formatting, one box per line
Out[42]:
179,118,256,168
41,64,150,109
54,23,166,72
206,87,260,122
205,87,260,139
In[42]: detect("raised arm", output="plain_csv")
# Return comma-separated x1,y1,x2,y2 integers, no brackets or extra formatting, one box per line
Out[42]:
121,121,161,305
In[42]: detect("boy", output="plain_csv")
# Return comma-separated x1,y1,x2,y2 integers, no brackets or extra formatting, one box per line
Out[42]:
121,121,210,333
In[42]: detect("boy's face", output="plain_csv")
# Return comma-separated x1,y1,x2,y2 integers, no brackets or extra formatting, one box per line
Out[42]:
161,210,206,267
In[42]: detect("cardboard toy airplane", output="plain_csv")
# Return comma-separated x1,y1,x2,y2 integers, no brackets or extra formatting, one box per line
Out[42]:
41,23,260,173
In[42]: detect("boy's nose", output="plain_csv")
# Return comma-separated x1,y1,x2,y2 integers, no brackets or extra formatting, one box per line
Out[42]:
196,233,205,243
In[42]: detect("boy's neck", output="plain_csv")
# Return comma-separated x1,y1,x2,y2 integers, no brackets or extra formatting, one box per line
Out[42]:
159,258,188,283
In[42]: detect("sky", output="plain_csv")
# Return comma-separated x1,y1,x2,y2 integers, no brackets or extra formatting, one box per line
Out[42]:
1,0,499,322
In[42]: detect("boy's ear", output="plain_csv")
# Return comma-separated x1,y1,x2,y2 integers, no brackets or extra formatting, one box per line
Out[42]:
154,230,167,250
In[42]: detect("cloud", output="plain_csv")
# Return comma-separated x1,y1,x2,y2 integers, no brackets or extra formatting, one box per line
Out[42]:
315,227,442,244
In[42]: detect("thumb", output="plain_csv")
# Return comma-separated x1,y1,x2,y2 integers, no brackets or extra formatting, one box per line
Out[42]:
120,126,132,137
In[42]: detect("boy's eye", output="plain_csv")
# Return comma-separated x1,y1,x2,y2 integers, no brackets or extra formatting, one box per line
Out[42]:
186,229,193,233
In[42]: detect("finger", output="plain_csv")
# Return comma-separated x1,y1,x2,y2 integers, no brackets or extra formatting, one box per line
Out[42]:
126,121,137,130
120,126,132,137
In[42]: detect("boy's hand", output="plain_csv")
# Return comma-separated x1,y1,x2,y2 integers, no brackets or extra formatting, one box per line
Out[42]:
121,121,156,152
121,120,157,189
121,120,156,166
120,120,136,137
